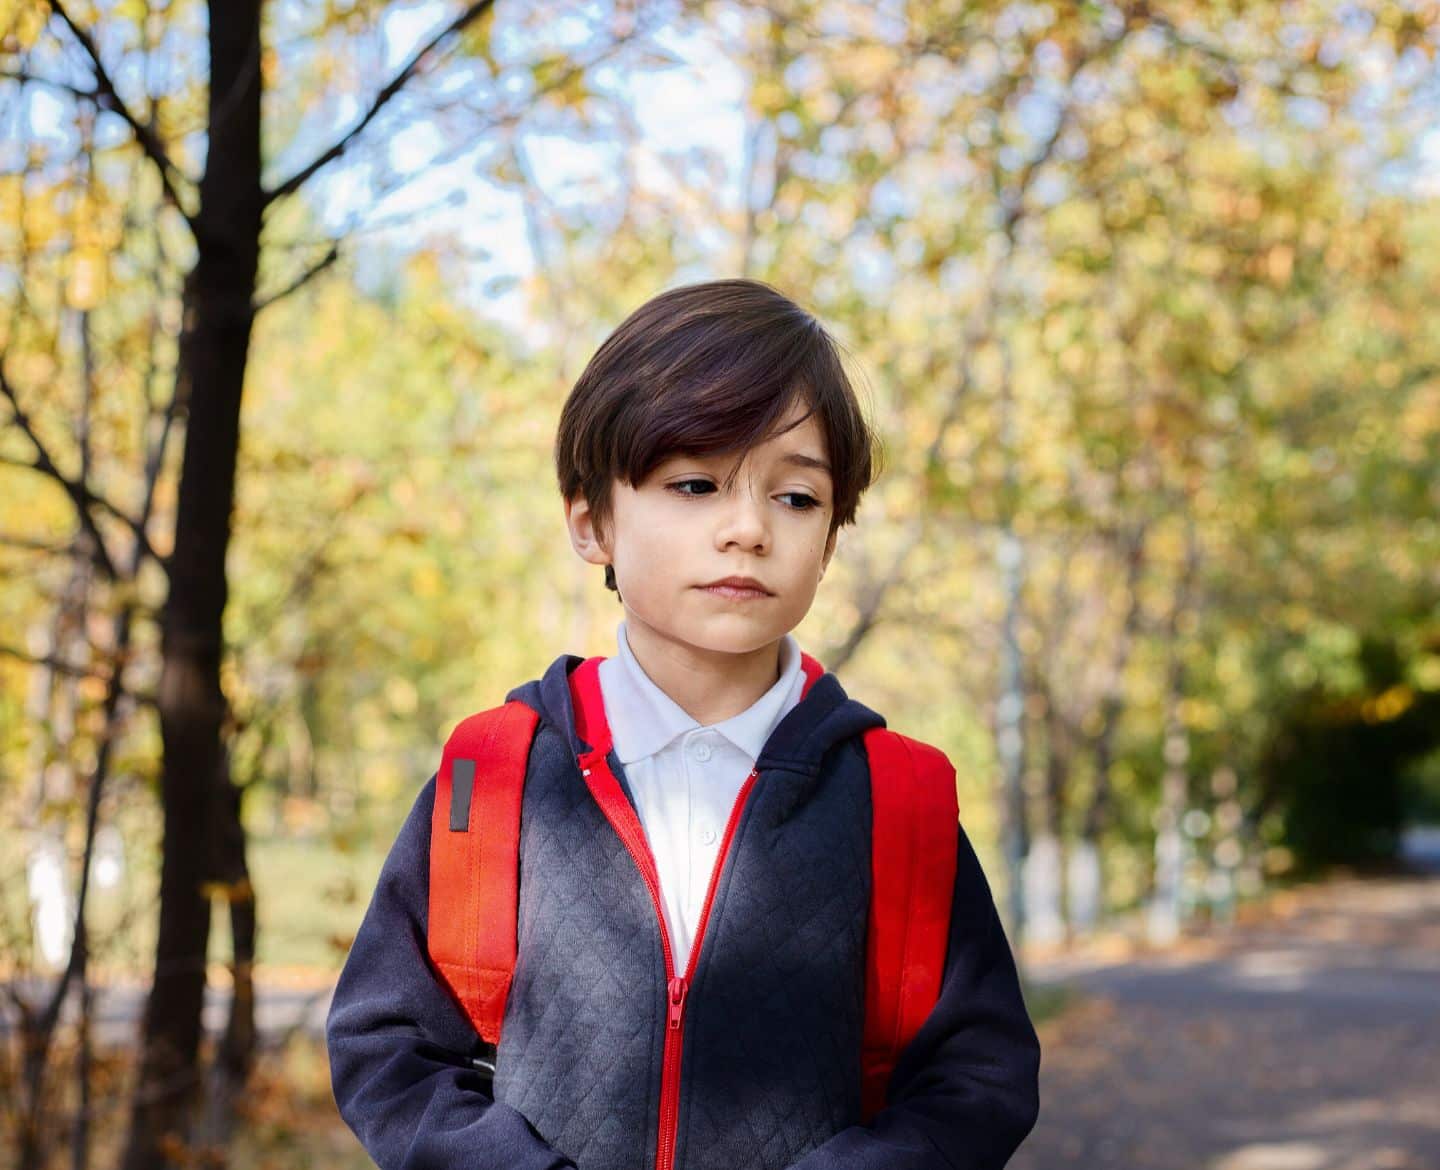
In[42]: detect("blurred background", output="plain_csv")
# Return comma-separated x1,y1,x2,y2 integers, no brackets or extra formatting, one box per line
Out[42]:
2,1,1438,1168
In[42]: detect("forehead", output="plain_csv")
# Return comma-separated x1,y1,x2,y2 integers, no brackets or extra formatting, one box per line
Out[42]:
662,406,831,473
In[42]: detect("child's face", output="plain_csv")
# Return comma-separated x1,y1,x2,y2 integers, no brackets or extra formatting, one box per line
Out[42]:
565,399,838,662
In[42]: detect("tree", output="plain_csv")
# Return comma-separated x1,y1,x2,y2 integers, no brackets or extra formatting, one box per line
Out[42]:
0,1,680,1164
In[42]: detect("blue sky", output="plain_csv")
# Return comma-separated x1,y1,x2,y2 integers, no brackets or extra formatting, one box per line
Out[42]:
9,0,1439,344
304,0,751,342
7,0,751,342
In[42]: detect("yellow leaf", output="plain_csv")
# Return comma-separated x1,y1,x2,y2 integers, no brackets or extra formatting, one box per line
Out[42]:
67,248,108,310
12,4,46,50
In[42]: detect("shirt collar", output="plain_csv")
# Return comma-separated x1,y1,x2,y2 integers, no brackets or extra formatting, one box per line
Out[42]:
600,619,804,765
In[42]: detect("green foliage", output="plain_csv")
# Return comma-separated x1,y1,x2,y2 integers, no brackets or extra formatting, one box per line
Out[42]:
1401,747,1440,823
2,0,1438,979
1257,628,1440,872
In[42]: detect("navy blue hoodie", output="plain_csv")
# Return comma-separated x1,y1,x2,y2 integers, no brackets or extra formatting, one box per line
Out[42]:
326,651,1040,1170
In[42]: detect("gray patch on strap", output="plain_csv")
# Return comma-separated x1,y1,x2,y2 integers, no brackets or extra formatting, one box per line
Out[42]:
449,758,475,831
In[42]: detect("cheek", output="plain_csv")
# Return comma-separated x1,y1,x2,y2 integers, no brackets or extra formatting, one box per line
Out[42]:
625,524,675,565
800,529,830,562
610,510,679,576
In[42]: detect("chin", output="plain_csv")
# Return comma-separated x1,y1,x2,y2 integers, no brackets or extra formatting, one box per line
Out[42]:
696,625,793,655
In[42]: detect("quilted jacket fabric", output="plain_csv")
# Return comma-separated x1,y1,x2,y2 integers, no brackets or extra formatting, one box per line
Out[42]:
326,651,1041,1170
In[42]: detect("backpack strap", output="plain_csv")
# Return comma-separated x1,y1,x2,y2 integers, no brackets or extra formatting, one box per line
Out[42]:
427,699,539,1043
859,727,959,1122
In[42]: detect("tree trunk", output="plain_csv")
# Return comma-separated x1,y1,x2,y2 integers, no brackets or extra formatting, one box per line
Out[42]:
120,5,263,1168
1073,521,1148,932
1148,512,1200,943
199,748,258,1160
995,528,1029,942
1022,677,1070,946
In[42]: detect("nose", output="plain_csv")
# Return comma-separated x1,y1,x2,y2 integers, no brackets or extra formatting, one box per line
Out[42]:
714,477,770,553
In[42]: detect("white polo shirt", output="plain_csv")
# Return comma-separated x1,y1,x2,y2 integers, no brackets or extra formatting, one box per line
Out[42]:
596,619,805,974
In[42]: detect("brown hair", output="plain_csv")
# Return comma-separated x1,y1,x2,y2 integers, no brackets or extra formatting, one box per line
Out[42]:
554,278,882,596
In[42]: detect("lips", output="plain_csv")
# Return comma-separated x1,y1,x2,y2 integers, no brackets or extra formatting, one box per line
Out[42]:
699,576,772,595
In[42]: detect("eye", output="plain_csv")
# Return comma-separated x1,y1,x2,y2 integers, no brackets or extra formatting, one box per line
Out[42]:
667,478,716,497
667,479,823,511
779,492,822,511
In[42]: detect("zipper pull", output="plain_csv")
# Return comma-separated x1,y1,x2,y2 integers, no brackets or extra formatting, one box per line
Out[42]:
667,976,688,1029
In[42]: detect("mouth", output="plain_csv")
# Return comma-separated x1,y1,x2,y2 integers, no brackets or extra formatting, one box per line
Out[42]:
697,580,773,600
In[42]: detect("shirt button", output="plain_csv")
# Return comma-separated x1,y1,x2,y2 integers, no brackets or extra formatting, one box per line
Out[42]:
692,741,712,762
699,825,718,845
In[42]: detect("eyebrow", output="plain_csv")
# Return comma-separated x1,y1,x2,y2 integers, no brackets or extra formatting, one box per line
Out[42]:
671,450,833,478
780,452,832,476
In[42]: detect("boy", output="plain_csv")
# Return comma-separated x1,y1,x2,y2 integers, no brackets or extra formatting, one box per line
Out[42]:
326,278,1041,1170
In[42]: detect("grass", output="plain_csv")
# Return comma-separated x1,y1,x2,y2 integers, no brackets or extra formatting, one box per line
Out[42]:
231,834,389,974
1,820,389,983
1020,976,1075,1027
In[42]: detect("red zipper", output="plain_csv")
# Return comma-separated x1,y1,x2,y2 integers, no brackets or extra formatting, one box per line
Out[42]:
653,764,759,1170
583,752,760,1170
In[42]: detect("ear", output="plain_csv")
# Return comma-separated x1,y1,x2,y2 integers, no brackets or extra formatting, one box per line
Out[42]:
564,494,612,568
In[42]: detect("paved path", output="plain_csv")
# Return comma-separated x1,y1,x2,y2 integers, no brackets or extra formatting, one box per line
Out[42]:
0,971,334,1050
8,834,1440,1170
1015,851,1440,1170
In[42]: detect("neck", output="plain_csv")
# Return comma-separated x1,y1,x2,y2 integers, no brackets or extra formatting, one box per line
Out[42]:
622,619,783,725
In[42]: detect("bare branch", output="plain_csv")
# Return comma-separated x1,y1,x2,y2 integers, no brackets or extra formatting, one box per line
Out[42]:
0,641,156,707
252,243,340,313
0,67,98,103
0,370,120,581
46,0,197,229
828,18,1135,666
0,364,168,578
263,0,497,205
3,642,91,680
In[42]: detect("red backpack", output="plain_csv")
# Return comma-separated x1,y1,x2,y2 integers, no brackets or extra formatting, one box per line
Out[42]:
426,653,958,1123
